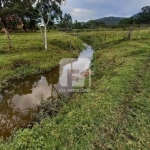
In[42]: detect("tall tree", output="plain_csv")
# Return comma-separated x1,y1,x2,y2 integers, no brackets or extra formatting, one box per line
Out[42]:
17,0,38,32
60,13,72,29
0,0,14,48
138,6,150,24
73,20,82,29
47,1,62,31
0,0,37,47
36,0,65,50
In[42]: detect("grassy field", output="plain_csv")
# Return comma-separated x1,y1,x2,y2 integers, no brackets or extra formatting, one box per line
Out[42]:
0,31,84,92
78,28,150,50
0,30,150,149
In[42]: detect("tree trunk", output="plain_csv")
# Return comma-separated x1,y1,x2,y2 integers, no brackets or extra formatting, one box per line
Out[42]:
40,27,44,44
34,24,37,32
44,25,48,50
1,17,12,48
21,17,27,33
4,28,12,47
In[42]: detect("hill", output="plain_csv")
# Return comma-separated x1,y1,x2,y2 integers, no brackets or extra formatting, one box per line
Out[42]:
94,16,125,25
81,17,126,26
85,12,140,26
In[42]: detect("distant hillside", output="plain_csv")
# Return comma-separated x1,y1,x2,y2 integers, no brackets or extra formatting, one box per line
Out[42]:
94,16,125,26
81,13,140,26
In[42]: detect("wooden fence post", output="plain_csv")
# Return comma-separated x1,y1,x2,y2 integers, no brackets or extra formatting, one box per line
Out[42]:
136,28,140,39
128,26,133,40
70,40,72,52
104,34,106,48
125,31,128,40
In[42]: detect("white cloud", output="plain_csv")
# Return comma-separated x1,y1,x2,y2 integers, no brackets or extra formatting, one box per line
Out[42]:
61,5,97,22
71,8,96,22
61,0,150,22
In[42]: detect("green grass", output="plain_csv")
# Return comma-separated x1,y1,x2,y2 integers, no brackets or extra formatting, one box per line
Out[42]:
78,28,150,50
0,30,150,149
0,31,84,92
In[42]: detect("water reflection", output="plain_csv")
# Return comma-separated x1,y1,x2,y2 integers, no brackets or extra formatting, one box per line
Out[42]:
0,45,94,138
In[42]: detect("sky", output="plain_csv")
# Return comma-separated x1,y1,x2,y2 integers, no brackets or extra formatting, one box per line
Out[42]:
61,0,150,22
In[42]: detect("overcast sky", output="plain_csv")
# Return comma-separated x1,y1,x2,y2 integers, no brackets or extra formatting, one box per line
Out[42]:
61,0,150,22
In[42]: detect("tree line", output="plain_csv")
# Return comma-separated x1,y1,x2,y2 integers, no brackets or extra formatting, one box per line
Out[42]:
118,6,150,27
0,0,67,49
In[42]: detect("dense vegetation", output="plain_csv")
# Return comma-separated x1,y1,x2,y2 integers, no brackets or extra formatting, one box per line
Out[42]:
0,0,64,32
0,28,149,149
0,31,84,92
118,6,150,26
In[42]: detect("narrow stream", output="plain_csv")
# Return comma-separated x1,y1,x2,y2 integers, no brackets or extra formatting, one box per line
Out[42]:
0,45,94,139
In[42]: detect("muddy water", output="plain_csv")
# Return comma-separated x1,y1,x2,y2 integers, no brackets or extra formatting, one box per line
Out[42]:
0,45,94,139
